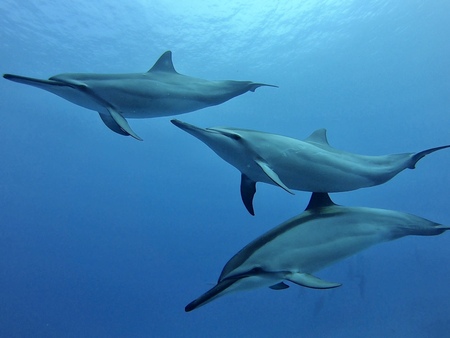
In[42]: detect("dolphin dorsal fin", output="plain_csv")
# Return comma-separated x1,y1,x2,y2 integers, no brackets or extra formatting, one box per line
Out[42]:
305,192,336,211
304,129,330,146
148,51,178,73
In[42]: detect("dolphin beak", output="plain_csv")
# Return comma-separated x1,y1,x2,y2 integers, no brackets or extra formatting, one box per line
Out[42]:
185,278,237,312
171,119,203,133
3,74,66,89
171,119,215,140
171,119,237,139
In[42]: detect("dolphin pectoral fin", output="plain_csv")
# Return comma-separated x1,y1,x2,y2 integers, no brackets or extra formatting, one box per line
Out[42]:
287,273,342,289
240,174,256,216
99,113,129,136
107,108,143,141
269,282,290,290
409,145,450,169
255,159,294,195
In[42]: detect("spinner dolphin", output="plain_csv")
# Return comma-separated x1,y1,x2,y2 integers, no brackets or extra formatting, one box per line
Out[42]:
171,119,450,215
3,51,276,140
185,192,449,312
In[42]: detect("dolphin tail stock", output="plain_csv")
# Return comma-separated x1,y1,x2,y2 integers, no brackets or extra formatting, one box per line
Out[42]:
408,145,450,169
430,224,450,235
438,225,450,233
248,82,278,92
392,221,450,238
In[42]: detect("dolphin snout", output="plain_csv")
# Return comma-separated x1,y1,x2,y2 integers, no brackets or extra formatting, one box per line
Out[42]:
171,119,210,136
171,119,193,131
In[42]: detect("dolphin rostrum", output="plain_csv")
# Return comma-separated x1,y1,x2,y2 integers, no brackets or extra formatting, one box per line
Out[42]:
171,119,450,215
3,51,276,140
185,192,449,312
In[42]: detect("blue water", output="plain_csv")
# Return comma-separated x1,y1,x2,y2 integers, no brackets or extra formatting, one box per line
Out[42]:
1,1,449,337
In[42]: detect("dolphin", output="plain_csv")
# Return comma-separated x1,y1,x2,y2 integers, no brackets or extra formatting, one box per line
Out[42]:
171,119,450,215
3,51,276,140
185,192,449,312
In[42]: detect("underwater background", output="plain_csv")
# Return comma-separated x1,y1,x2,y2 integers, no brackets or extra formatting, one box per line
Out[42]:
1,0,449,337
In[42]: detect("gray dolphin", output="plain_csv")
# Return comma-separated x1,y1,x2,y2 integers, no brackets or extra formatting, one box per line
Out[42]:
185,192,449,312
3,51,276,140
171,119,450,215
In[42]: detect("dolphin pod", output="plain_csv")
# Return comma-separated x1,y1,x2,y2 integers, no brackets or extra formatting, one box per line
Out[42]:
185,192,450,312
3,51,276,140
3,52,448,313
171,119,450,215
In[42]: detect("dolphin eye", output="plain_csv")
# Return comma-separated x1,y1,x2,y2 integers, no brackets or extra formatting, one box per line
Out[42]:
229,134,241,141
250,267,263,274
218,130,242,140
216,129,242,141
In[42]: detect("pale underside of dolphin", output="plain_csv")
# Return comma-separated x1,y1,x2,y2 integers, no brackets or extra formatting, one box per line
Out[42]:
185,192,449,312
171,119,450,215
3,51,276,140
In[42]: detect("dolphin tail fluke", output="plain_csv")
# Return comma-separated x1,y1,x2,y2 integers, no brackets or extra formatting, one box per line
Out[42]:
185,279,236,312
248,83,278,92
409,145,450,169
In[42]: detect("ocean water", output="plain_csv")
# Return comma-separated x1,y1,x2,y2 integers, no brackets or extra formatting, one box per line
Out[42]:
1,0,449,337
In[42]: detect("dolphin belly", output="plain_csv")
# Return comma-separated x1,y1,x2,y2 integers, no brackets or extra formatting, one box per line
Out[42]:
254,145,399,192
119,98,211,118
